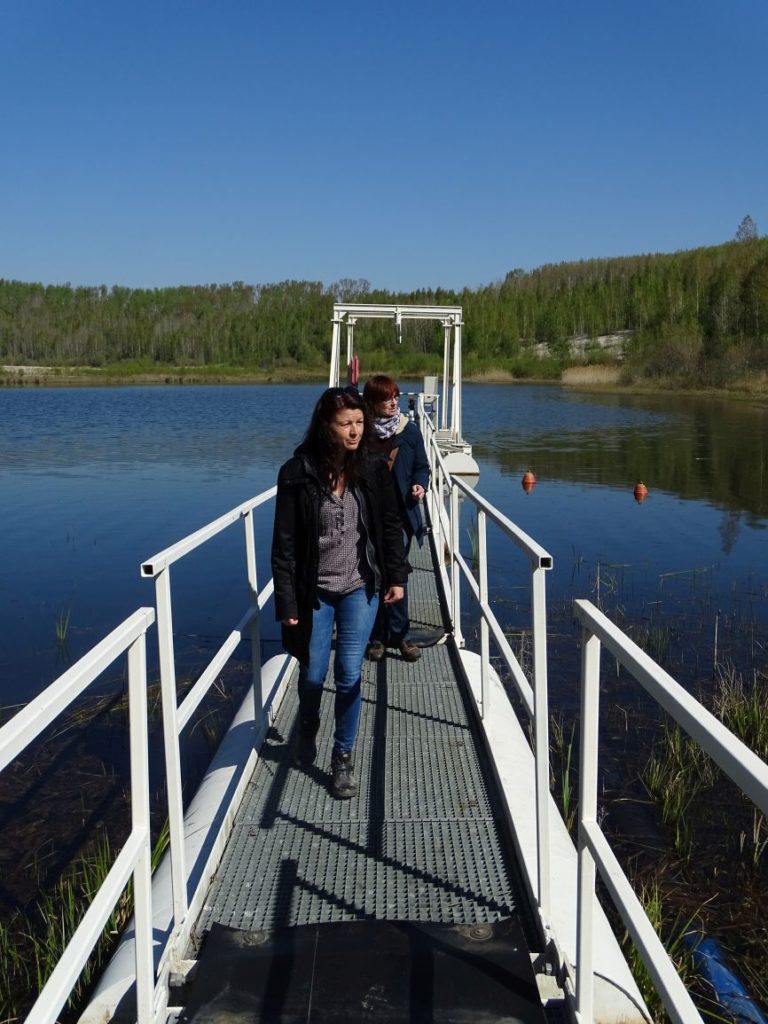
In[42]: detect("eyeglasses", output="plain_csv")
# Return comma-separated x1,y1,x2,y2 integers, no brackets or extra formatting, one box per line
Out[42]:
327,386,360,397
324,385,362,407
383,392,400,402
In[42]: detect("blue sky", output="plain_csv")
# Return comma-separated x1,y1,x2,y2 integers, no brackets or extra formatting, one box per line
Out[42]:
1,0,766,293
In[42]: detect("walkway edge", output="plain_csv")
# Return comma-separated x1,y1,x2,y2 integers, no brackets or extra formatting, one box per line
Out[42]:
458,649,650,1024
78,652,296,1024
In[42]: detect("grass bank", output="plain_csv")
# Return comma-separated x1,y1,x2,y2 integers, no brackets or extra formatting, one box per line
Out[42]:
5,359,768,406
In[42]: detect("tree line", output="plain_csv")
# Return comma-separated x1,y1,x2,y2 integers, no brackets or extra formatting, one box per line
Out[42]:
2,232,767,386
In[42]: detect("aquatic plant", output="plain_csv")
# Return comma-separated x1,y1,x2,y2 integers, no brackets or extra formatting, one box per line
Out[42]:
465,516,479,574
549,713,577,835
619,875,714,1022
55,605,72,645
711,662,768,761
0,825,169,1023
642,721,715,858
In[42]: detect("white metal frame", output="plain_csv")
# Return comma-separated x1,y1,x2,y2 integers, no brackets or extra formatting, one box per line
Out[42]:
419,399,555,925
329,303,468,450
0,609,158,1024
139,487,277,964
573,598,768,1024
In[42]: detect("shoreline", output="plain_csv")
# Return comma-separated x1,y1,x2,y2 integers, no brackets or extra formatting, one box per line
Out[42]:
3,364,768,404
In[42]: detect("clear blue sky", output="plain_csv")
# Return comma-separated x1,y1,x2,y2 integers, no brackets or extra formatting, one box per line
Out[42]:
1,0,766,293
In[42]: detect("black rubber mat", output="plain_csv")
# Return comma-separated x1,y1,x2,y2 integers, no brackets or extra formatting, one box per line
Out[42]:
178,919,546,1024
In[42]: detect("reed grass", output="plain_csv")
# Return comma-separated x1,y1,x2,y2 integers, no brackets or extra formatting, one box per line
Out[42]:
0,824,169,1022
627,618,672,663
549,714,577,835
642,721,715,858
55,606,72,645
619,876,715,1022
465,516,479,574
711,663,768,761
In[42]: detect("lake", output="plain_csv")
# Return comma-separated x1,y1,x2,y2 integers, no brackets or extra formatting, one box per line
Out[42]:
2,382,767,708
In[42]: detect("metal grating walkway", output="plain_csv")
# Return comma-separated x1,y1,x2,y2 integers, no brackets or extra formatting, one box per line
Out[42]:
194,533,532,944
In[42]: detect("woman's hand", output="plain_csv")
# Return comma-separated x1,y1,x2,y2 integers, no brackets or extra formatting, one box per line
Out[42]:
383,586,404,605
411,484,425,501
282,617,299,626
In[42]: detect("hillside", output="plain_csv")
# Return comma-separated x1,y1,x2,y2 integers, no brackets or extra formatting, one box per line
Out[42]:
2,236,767,389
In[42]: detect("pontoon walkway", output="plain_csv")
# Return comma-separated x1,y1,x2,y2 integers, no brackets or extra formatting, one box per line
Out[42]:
175,534,545,1022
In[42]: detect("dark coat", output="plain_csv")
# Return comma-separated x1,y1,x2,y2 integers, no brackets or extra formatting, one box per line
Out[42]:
271,448,409,665
388,417,431,542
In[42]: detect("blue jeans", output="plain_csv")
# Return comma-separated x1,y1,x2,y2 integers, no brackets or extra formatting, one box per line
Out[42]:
371,533,411,644
298,586,379,754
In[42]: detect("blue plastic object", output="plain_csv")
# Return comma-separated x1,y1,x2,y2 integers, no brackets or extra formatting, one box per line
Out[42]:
688,936,767,1024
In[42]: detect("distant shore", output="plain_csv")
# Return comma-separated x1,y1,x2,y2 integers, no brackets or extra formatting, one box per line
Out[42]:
3,363,768,403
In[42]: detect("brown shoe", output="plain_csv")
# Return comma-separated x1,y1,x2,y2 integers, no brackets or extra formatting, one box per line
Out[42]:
398,640,421,662
331,749,357,799
366,642,385,662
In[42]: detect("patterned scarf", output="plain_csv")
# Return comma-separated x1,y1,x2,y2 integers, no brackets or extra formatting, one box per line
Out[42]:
373,412,401,439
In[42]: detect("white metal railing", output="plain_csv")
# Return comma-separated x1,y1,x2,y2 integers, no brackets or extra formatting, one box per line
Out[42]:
419,399,556,923
139,487,277,963
573,598,768,1024
0,609,157,1024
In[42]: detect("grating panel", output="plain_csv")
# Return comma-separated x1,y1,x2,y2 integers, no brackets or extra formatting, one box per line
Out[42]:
199,819,516,933
191,526,530,958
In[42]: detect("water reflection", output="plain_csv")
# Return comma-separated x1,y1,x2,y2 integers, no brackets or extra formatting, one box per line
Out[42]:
467,385,768,522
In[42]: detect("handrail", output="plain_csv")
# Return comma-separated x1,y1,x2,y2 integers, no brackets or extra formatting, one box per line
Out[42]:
419,399,555,925
140,488,276,577
139,485,279,968
573,598,768,1024
0,609,157,1024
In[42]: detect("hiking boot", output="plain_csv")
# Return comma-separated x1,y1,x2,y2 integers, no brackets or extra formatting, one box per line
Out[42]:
398,639,421,662
294,715,320,768
366,641,385,662
330,748,357,799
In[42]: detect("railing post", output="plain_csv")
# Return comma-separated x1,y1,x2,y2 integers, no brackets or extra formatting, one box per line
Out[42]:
531,564,551,920
426,422,440,558
478,509,489,718
243,509,264,726
576,625,601,1024
434,461,444,566
154,567,188,931
450,482,463,646
127,629,154,1024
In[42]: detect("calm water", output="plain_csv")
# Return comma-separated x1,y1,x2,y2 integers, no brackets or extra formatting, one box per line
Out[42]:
2,383,767,706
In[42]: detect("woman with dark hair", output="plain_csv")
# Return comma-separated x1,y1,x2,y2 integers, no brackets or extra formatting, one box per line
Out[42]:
271,386,408,799
362,374,431,662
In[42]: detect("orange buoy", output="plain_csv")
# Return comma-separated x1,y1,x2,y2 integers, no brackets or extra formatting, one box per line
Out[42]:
522,470,536,493
633,481,649,503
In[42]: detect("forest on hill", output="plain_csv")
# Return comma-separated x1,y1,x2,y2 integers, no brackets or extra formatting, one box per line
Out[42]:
2,228,767,388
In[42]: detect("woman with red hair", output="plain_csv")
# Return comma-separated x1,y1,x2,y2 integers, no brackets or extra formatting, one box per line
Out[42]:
362,374,431,662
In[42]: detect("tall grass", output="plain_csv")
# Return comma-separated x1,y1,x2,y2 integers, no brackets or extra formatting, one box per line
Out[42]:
642,721,715,858
619,876,711,1022
711,662,768,761
550,714,577,835
0,823,169,1023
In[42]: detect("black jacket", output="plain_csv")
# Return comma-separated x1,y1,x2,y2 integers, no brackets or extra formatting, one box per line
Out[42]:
271,447,409,664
